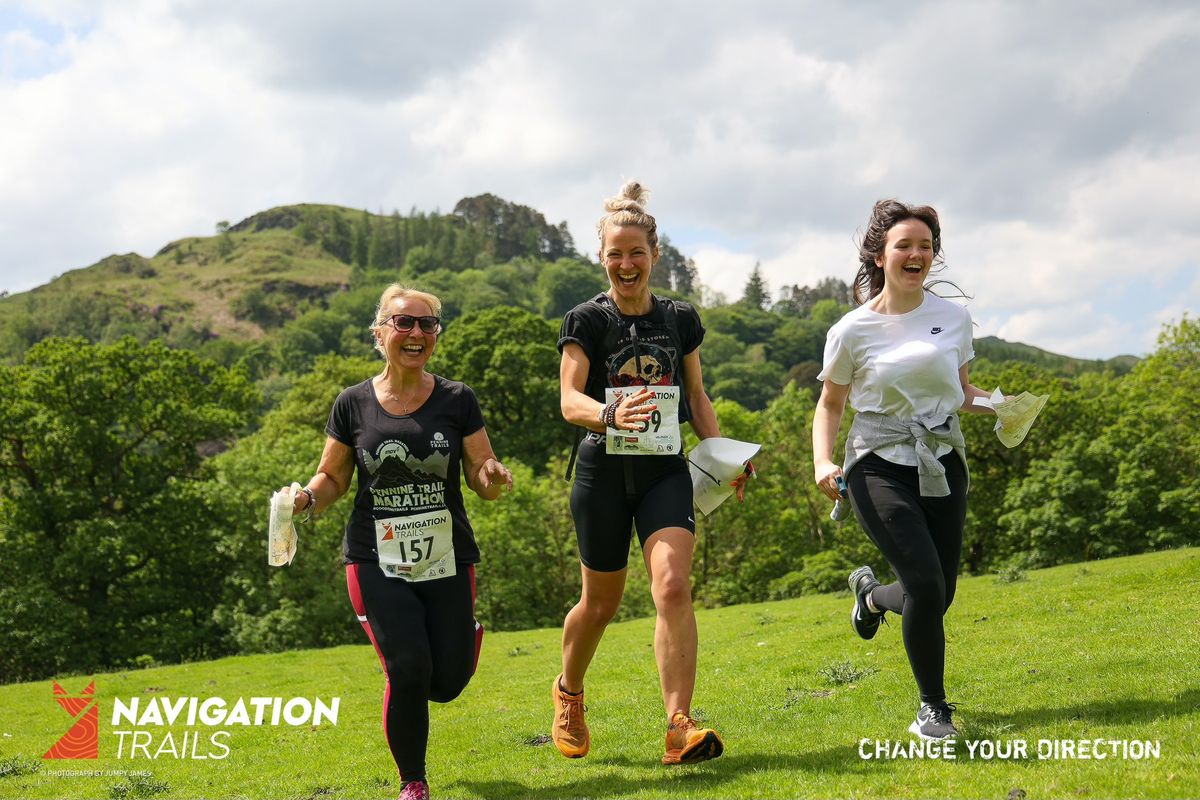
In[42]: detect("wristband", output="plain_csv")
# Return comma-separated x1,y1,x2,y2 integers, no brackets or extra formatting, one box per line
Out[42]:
298,486,316,523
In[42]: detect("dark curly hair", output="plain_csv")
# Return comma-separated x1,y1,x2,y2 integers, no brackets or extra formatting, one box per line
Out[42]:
853,199,949,306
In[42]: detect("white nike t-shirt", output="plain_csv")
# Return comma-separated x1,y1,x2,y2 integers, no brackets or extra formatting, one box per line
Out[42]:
818,292,975,466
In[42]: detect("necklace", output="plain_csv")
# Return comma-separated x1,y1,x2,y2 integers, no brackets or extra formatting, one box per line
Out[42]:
381,375,424,413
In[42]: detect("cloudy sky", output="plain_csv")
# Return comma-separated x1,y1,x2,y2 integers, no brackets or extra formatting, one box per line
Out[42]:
2,1,1197,359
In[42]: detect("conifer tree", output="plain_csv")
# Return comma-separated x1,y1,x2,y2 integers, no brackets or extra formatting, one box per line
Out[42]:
741,263,770,310
352,210,370,269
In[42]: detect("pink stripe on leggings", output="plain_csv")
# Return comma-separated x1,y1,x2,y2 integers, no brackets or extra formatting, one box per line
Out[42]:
345,563,390,750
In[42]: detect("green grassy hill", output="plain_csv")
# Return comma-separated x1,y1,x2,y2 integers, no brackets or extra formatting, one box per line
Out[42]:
974,336,1138,376
0,204,356,348
2,548,1196,799
1,201,1139,375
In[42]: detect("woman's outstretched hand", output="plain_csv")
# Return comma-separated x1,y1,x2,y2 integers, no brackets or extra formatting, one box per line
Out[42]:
478,458,514,493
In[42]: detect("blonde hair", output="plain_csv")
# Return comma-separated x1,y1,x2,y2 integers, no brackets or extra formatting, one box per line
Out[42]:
370,284,442,356
596,180,659,258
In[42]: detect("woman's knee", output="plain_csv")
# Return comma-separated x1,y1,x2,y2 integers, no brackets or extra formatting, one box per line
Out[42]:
576,594,621,627
429,670,471,704
650,572,692,611
383,647,431,689
902,573,946,612
941,577,959,612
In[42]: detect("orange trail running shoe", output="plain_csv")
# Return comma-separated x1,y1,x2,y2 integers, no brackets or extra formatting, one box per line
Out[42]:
551,674,589,758
662,710,724,765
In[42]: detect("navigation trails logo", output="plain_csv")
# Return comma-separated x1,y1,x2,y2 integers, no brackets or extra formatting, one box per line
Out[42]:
43,680,99,760
41,681,340,760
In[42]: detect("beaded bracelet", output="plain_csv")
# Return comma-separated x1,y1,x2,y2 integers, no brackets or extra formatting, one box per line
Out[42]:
603,401,619,429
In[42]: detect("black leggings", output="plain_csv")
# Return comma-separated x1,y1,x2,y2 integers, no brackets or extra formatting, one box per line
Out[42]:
846,452,967,705
346,562,483,783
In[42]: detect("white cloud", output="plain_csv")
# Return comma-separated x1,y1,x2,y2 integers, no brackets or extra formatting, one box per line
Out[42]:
0,1,1198,361
400,40,588,169
1054,10,1200,109
992,304,1135,360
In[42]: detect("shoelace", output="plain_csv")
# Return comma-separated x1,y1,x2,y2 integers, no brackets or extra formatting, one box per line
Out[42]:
929,702,957,725
670,713,698,734
560,693,587,732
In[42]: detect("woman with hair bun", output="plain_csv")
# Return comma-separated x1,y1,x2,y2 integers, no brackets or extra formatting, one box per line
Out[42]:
812,200,1001,740
550,181,732,765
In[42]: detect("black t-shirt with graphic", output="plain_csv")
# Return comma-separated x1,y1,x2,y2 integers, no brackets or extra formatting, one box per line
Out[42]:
325,376,485,565
557,294,705,423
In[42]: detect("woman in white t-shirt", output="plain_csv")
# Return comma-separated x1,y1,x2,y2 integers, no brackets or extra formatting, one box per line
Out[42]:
811,199,1000,740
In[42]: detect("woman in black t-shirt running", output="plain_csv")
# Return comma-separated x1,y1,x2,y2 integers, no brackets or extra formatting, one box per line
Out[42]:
551,181,742,766
281,284,512,800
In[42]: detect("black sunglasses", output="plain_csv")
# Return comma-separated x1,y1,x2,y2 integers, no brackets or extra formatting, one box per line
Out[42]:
388,314,440,334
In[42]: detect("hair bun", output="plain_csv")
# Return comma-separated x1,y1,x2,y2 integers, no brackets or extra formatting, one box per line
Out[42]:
604,180,649,213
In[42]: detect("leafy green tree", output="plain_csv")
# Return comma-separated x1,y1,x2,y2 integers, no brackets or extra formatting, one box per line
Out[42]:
784,361,823,399
405,244,438,275
207,355,377,654
997,434,1118,567
456,269,509,315
703,304,781,346
1103,316,1200,550
0,337,257,681
959,362,1116,571
698,331,746,371
433,307,569,470
537,259,608,318
774,277,852,316
767,316,826,367
464,462,582,631
709,360,786,411
452,193,576,262
994,317,1200,569
688,389,879,606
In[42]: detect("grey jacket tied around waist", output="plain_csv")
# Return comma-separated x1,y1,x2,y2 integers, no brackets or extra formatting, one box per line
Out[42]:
831,411,969,522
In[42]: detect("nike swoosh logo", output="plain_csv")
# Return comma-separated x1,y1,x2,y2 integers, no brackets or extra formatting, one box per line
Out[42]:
930,327,944,335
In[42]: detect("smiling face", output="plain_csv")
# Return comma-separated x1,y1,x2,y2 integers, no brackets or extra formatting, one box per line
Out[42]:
602,224,658,307
875,218,934,292
375,296,437,371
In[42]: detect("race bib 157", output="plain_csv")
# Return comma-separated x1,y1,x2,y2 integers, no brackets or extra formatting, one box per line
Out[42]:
374,509,456,582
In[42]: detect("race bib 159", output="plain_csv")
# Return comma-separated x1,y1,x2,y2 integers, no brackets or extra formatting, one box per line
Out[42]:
605,386,682,455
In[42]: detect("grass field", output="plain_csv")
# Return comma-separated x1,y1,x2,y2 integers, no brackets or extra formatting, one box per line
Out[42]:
2,548,1198,799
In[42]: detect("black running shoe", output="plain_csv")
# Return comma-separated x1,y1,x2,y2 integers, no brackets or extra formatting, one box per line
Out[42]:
848,566,883,640
908,702,958,740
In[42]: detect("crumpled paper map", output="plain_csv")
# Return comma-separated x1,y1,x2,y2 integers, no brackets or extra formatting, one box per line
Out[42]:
268,482,301,566
687,437,761,516
974,388,1049,448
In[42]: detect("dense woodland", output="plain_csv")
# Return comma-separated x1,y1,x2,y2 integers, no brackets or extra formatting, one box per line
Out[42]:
0,196,1194,683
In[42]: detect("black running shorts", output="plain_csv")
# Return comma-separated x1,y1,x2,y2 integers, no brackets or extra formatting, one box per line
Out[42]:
569,435,696,572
